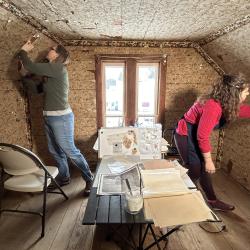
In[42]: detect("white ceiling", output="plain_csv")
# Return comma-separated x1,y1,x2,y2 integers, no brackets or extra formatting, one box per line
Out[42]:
4,0,250,41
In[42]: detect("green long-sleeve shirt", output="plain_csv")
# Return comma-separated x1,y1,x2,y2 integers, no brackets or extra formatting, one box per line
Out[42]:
18,50,70,111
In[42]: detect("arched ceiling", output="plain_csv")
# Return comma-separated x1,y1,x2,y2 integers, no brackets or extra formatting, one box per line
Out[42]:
1,0,250,42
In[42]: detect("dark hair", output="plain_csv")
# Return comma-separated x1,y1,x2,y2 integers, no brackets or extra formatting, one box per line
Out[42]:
55,44,70,65
198,73,248,123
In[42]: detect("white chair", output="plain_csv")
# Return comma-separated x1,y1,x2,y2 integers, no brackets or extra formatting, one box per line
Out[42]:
0,143,68,238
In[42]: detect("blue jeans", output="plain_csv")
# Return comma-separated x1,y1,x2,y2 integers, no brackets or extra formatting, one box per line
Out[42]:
44,112,93,182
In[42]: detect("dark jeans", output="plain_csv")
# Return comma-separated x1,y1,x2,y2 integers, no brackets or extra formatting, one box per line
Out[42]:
174,124,216,200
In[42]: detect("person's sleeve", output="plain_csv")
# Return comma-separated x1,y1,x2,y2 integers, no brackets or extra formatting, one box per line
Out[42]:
197,101,222,153
21,76,43,94
239,104,250,118
17,50,57,77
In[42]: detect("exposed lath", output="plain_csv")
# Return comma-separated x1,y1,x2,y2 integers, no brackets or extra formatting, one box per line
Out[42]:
198,14,250,45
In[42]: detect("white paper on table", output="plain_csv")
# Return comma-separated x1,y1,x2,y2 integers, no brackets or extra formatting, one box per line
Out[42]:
141,169,191,198
145,190,214,227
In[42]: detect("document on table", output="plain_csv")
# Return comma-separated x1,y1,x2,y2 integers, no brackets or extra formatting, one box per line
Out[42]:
97,163,142,195
144,190,214,228
141,168,191,198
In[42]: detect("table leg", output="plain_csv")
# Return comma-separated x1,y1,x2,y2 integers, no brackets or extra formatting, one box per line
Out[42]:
144,225,182,250
148,224,161,250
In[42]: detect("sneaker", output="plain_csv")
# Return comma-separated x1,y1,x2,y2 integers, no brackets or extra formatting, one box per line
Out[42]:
48,176,71,190
208,199,235,211
83,180,93,196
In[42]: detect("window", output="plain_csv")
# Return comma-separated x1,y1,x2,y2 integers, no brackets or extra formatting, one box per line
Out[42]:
95,55,166,128
137,63,159,127
103,63,125,127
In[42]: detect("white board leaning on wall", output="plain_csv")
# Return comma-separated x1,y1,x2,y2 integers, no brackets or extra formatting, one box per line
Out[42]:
98,125,162,159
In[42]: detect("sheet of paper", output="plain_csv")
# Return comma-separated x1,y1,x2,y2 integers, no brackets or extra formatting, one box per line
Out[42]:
143,159,176,170
145,191,214,228
97,163,141,195
141,169,190,198
143,159,188,175
144,199,153,220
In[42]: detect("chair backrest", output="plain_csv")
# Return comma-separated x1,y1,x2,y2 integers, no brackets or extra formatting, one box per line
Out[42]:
162,128,180,157
0,144,42,175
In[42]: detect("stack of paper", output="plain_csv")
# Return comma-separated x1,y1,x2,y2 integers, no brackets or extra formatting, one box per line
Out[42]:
141,159,214,228
144,190,214,227
141,169,190,198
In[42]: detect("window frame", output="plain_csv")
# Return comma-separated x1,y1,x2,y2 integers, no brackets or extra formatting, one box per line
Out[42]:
95,54,167,129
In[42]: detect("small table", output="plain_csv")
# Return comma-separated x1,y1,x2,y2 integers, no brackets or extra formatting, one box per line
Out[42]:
82,158,191,250
83,186,182,250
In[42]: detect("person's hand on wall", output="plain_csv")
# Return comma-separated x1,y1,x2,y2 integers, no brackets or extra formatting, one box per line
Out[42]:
21,40,34,52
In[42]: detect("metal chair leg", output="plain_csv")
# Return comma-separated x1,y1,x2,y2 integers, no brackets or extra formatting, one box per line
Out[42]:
41,174,48,238
0,168,3,217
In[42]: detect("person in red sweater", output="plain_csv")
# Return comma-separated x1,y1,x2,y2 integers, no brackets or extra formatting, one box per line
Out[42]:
174,74,250,211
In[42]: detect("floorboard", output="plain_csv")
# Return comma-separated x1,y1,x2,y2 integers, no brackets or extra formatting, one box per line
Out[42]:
0,169,249,250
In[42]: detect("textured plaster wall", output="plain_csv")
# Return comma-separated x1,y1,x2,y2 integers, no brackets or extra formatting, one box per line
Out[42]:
0,7,52,150
0,7,59,165
203,23,250,190
0,7,98,169
202,23,250,79
1,6,221,170
67,46,220,162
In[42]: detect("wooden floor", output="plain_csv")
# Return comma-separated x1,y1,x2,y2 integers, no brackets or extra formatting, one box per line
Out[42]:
0,169,250,250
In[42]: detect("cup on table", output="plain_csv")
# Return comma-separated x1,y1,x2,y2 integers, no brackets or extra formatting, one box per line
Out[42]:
124,189,143,214
122,178,143,214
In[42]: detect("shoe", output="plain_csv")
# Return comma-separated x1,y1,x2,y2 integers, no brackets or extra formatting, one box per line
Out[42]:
208,199,235,211
83,180,93,196
48,176,71,190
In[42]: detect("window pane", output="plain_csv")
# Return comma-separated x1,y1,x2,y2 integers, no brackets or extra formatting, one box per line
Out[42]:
105,65,124,116
137,64,158,116
137,116,155,127
106,117,124,127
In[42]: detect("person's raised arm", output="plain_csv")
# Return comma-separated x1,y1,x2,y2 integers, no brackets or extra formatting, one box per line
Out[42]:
239,104,250,118
17,41,57,78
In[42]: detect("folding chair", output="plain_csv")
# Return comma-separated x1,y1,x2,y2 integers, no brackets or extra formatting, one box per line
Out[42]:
0,143,68,238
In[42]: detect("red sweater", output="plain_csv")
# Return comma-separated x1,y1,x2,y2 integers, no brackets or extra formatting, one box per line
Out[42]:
176,99,250,153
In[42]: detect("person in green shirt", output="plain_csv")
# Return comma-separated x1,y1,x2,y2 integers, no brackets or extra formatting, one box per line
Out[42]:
18,40,93,196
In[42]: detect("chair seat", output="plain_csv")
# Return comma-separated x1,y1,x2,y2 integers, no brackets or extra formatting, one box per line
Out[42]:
4,166,58,192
